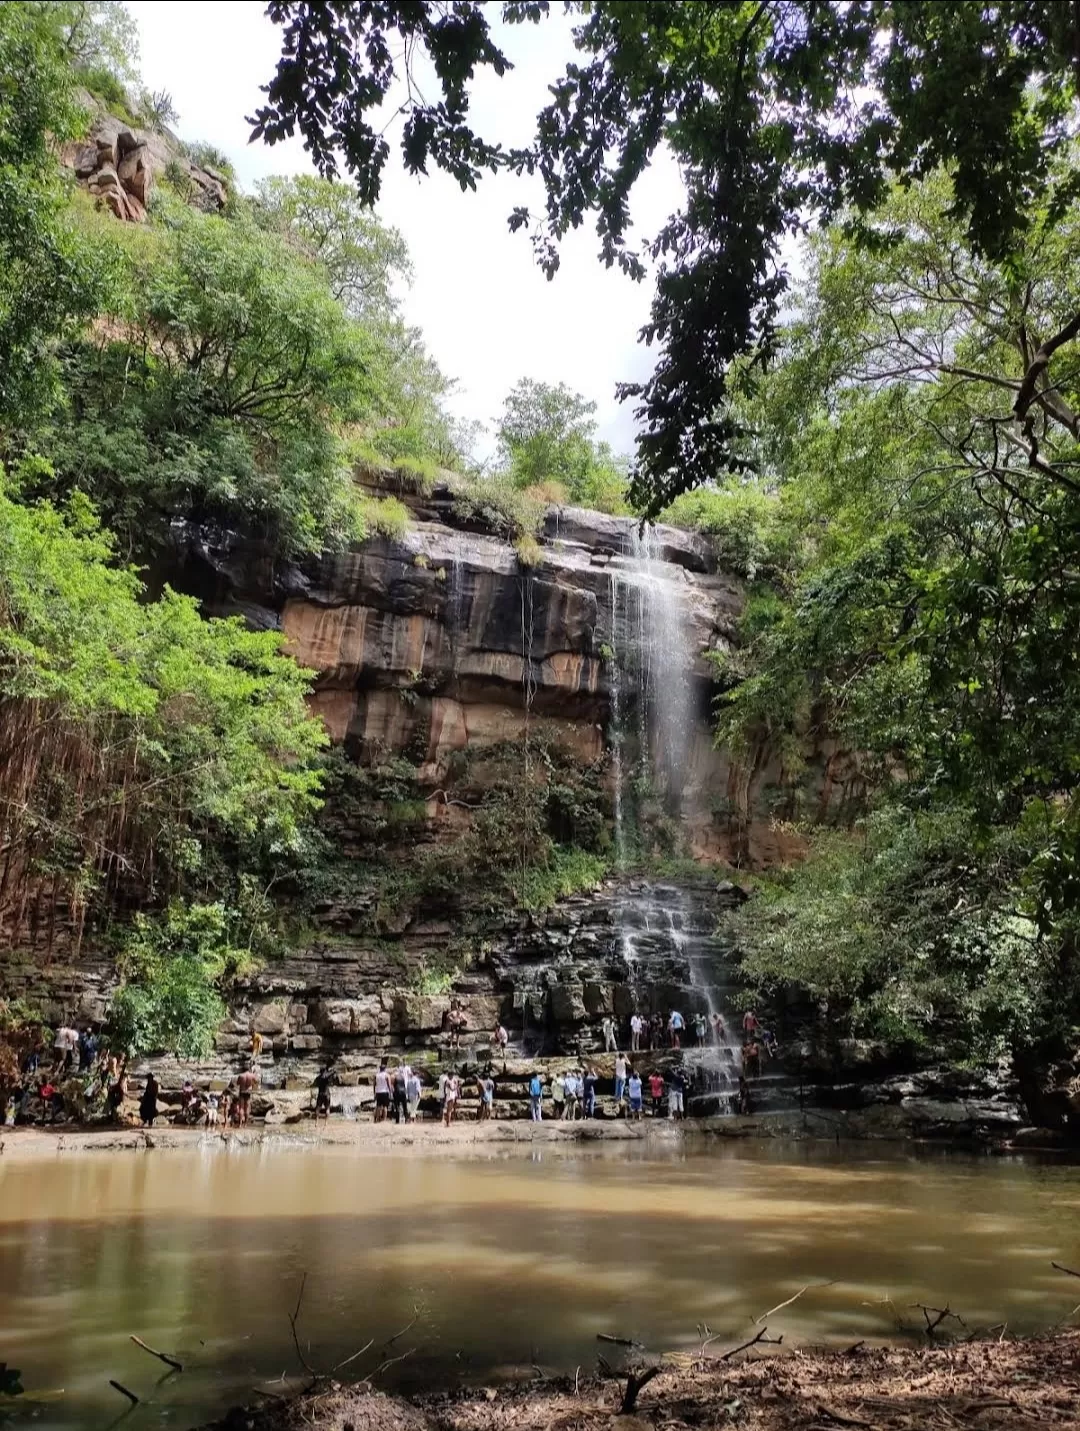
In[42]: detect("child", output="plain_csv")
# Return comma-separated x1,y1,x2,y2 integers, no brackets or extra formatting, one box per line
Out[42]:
205,1091,220,1128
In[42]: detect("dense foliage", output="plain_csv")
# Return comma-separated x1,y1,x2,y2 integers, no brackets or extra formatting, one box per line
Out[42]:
496,378,628,513
703,172,1080,1094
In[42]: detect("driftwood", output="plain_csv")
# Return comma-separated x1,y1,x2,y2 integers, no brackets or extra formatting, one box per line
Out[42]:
621,1363,663,1413
597,1332,644,1348
130,1335,182,1372
108,1379,139,1405
1052,1261,1080,1280
718,1325,783,1360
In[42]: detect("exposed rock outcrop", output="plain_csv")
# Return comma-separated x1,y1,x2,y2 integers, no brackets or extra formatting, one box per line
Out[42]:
62,91,228,221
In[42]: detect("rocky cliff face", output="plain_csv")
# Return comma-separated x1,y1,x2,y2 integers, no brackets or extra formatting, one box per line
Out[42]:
171,473,863,869
1,472,878,1121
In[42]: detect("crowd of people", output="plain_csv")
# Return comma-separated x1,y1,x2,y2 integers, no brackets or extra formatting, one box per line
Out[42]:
3,1007,780,1130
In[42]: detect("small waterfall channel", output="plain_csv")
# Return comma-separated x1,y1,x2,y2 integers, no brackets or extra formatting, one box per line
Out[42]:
606,525,744,1110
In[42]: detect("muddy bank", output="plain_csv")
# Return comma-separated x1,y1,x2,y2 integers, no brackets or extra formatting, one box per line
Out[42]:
0,1114,757,1160
1,1106,1071,1162
201,1331,1080,1431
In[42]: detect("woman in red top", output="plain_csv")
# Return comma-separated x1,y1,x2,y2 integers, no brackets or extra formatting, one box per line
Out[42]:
648,1071,665,1116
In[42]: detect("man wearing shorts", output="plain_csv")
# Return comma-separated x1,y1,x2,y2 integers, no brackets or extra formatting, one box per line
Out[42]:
236,1065,257,1125
627,1072,643,1120
373,1061,391,1122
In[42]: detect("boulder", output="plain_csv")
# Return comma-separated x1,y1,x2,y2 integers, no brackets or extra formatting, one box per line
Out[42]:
310,997,386,1036
117,143,153,206
391,994,449,1033
251,999,290,1035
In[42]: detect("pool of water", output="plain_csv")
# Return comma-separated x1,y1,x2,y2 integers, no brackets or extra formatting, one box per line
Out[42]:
1,1140,1079,1428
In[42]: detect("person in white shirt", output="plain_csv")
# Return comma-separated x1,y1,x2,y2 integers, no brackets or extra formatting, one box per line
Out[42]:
406,1069,422,1121
614,1053,628,1106
373,1061,391,1123
442,1070,460,1126
630,1013,643,1052
563,1071,579,1120
601,1015,617,1052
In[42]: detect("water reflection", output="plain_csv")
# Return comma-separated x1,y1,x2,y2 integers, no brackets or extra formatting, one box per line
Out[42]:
1,1141,1078,1430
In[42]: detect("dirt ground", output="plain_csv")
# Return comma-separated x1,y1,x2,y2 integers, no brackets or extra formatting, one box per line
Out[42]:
204,1330,1080,1431
0,1115,769,1160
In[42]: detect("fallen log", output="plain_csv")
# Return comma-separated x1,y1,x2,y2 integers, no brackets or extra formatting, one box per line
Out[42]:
109,1379,139,1405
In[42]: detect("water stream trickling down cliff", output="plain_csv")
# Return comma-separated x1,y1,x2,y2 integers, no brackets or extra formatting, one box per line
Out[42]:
607,527,745,1108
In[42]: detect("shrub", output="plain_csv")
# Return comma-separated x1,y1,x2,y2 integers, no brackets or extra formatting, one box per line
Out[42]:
514,533,543,567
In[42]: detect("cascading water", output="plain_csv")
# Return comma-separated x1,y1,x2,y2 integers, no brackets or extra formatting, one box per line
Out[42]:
607,523,744,1111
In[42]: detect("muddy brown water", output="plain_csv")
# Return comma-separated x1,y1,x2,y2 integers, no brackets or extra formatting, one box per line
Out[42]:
1,1140,1078,1429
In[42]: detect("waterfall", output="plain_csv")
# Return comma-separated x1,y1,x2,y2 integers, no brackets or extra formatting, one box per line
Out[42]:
607,526,696,829
605,523,743,1113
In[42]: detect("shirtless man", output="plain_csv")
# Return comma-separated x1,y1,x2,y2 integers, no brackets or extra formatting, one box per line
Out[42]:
236,1064,257,1126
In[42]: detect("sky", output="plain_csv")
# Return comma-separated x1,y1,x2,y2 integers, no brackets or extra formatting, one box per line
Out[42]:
128,0,685,459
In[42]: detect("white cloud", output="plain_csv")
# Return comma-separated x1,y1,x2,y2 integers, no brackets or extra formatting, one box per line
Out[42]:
128,0,684,457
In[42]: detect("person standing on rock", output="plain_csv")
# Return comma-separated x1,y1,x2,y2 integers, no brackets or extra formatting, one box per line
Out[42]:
392,1060,411,1125
648,1070,665,1117
528,1069,544,1121
442,1069,460,1126
650,1012,664,1051
494,1022,509,1060
601,1015,617,1052
139,1072,159,1128
627,1070,643,1120
237,1063,258,1126
583,1067,598,1119
551,1071,566,1120
313,1065,333,1120
669,1067,687,1120
563,1070,579,1121
614,1052,627,1109
477,1071,494,1120
407,1066,422,1121
630,1012,643,1052
693,1013,708,1047
373,1060,391,1122
742,1009,759,1039
668,1009,685,1049
711,1012,726,1043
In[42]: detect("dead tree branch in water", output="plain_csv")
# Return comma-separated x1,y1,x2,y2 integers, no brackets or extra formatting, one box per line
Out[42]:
130,1335,182,1372
755,1280,836,1324
1053,1261,1080,1279
288,1273,319,1385
910,1303,967,1338
717,1325,782,1360
597,1332,645,1349
331,1339,374,1374
108,1380,139,1405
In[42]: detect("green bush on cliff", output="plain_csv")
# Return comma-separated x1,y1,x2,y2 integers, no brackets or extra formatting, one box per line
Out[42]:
25,199,380,558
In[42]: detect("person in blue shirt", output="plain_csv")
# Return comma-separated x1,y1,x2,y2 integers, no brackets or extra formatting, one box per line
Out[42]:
627,1072,643,1120
528,1071,544,1121
668,1009,685,1049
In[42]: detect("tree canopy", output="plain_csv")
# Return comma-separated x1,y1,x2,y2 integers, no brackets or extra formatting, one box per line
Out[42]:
253,0,1080,514
496,378,628,511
